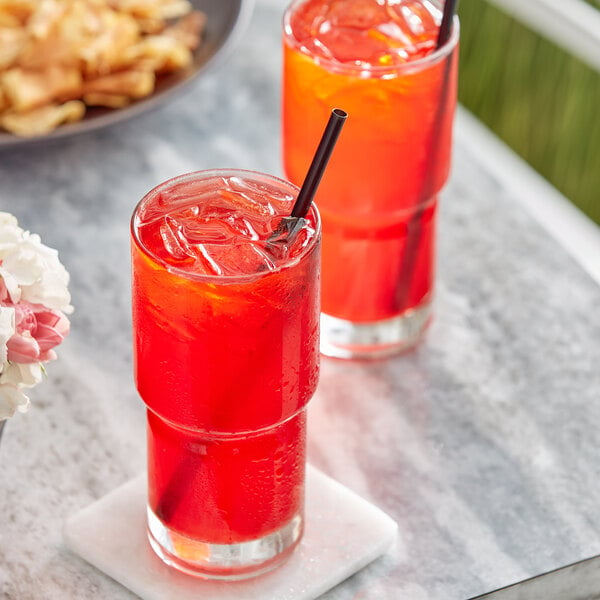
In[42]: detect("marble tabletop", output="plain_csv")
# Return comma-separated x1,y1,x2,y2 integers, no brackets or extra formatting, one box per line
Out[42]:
1,2,600,599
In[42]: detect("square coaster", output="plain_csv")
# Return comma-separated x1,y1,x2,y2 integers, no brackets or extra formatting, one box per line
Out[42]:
64,465,398,600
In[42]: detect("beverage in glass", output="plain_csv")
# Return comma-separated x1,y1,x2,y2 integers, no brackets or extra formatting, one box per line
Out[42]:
131,169,321,579
282,0,459,358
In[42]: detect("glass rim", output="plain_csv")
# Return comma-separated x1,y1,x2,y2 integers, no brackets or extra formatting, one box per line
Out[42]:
131,168,322,284
283,2,459,77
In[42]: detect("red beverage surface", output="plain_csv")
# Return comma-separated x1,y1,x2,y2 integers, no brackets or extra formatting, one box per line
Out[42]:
283,0,458,322
131,171,320,544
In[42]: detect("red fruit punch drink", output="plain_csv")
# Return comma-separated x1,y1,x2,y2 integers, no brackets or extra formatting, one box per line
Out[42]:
283,0,459,359
131,169,320,579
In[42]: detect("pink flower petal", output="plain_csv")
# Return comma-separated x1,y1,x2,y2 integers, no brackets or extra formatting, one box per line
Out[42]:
38,349,57,362
7,333,40,364
0,278,9,303
13,302,36,334
35,322,64,352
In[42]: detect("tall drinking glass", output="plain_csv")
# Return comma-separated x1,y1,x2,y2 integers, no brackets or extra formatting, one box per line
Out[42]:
131,169,321,579
282,0,459,359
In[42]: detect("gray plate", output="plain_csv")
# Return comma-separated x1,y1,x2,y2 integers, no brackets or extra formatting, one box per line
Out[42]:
0,0,254,148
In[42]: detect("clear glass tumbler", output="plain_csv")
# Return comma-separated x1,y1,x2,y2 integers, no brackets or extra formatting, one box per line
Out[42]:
282,0,459,359
131,169,321,579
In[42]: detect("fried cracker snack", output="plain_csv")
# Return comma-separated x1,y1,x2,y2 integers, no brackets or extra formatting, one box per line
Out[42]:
0,0,205,137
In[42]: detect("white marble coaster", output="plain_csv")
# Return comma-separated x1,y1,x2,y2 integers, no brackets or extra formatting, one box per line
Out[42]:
64,465,398,600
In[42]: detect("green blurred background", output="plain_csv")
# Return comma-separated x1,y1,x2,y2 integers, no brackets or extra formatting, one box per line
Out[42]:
457,0,600,225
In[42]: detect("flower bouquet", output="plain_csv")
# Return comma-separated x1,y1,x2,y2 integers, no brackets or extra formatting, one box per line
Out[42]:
0,212,72,437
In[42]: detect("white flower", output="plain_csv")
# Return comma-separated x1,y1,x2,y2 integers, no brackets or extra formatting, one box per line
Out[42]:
0,307,14,367
0,212,73,314
0,267,20,303
0,306,32,419
0,383,29,420
0,213,25,258
0,352,43,421
0,212,72,421
1,361,43,387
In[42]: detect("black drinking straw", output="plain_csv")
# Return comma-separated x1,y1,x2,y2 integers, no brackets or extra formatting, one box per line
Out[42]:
394,0,459,312
291,108,348,219
436,0,459,49
156,110,348,525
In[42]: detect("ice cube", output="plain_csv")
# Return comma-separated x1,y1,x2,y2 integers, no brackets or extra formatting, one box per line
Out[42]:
266,217,306,245
264,217,312,262
159,216,197,263
219,178,280,219
375,21,413,49
136,192,172,227
326,0,388,29
181,218,237,245
247,243,278,273
195,244,224,276
196,242,277,276
387,0,441,40
318,27,385,63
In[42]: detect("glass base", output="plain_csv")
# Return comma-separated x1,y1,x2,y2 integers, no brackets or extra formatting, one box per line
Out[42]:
320,300,432,360
147,507,303,580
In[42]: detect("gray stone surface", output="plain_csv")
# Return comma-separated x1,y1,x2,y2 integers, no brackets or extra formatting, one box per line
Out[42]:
0,3,599,599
